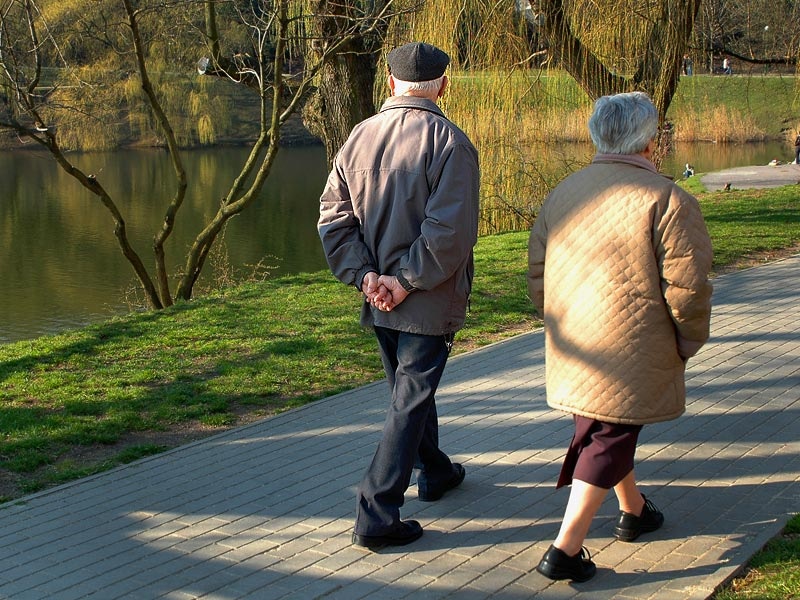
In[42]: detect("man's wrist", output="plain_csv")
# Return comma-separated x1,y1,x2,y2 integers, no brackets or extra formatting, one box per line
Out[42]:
396,271,416,293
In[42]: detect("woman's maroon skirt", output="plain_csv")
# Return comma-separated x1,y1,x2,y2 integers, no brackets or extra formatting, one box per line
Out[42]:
556,415,643,490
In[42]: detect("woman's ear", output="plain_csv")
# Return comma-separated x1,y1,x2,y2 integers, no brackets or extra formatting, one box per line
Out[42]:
642,139,655,160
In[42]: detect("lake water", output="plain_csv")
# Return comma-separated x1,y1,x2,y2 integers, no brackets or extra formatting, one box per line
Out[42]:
0,140,791,344
1,146,330,344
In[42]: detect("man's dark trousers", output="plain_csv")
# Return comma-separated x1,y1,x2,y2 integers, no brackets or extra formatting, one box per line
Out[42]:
354,326,455,535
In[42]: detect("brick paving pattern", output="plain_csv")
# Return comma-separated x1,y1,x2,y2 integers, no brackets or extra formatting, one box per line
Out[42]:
1,254,798,599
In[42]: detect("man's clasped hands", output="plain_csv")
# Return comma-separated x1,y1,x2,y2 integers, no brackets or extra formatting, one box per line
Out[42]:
361,272,410,312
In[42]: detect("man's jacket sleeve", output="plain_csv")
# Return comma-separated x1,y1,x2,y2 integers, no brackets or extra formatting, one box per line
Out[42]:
527,210,547,314
318,161,376,289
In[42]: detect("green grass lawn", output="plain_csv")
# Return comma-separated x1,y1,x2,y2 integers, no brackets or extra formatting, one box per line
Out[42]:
712,514,800,599
700,185,800,269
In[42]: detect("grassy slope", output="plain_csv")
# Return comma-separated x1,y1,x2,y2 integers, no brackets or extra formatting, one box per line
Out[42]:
1,183,799,500
0,231,535,499
454,71,800,138
668,74,800,138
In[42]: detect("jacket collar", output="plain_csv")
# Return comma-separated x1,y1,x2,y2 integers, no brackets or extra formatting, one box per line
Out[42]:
592,153,659,175
379,95,446,119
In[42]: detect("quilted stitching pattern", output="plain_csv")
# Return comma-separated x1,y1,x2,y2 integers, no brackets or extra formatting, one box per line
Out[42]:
528,161,713,425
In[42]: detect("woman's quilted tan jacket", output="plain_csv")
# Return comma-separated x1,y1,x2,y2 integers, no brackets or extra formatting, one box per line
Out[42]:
528,154,713,425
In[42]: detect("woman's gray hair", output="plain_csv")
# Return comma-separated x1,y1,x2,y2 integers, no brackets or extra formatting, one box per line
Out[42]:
392,75,445,97
588,91,658,155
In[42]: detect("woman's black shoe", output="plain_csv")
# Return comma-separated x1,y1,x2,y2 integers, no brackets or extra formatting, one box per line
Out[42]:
536,545,597,582
352,519,423,549
613,494,664,542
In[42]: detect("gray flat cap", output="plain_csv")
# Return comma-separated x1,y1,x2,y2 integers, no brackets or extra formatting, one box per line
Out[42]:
387,42,450,82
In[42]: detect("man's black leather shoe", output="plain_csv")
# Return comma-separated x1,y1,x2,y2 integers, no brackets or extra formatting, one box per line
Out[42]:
352,520,423,549
613,494,664,542
418,463,466,502
536,545,597,582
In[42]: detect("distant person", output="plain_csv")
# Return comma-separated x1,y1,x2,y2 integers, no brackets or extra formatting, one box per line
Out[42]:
683,163,695,178
528,91,714,582
793,131,800,164
682,54,693,76
723,57,732,74
318,42,479,549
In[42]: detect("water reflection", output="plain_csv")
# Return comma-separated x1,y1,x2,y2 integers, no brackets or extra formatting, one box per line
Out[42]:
1,146,330,344
0,140,790,343
663,141,793,179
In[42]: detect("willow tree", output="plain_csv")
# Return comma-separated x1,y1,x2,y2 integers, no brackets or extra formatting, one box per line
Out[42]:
530,0,702,164
300,1,420,166
0,0,405,309
391,0,700,125
383,0,704,232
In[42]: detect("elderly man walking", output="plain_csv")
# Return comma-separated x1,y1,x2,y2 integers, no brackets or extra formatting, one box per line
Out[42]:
318,42,480,549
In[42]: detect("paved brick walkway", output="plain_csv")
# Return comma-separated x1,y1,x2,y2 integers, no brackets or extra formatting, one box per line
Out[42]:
1,255,799,599
700,163,800,191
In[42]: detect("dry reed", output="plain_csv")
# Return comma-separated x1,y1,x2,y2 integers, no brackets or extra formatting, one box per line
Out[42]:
442,70,593,234
671,102,767,143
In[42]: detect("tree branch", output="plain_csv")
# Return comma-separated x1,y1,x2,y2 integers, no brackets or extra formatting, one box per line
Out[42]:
122,0,188,308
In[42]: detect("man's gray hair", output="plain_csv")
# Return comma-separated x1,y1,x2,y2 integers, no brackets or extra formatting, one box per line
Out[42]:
588,91,658,155
392,75,445,97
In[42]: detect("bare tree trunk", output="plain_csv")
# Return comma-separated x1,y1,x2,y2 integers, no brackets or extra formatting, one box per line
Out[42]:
302,1,394,167
637,1,702,122
48,136,165,309
304,48,380,167
537,0,627,98
174,0,289,301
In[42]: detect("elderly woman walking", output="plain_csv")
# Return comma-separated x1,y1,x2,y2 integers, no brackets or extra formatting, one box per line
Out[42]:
528,92,714,582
